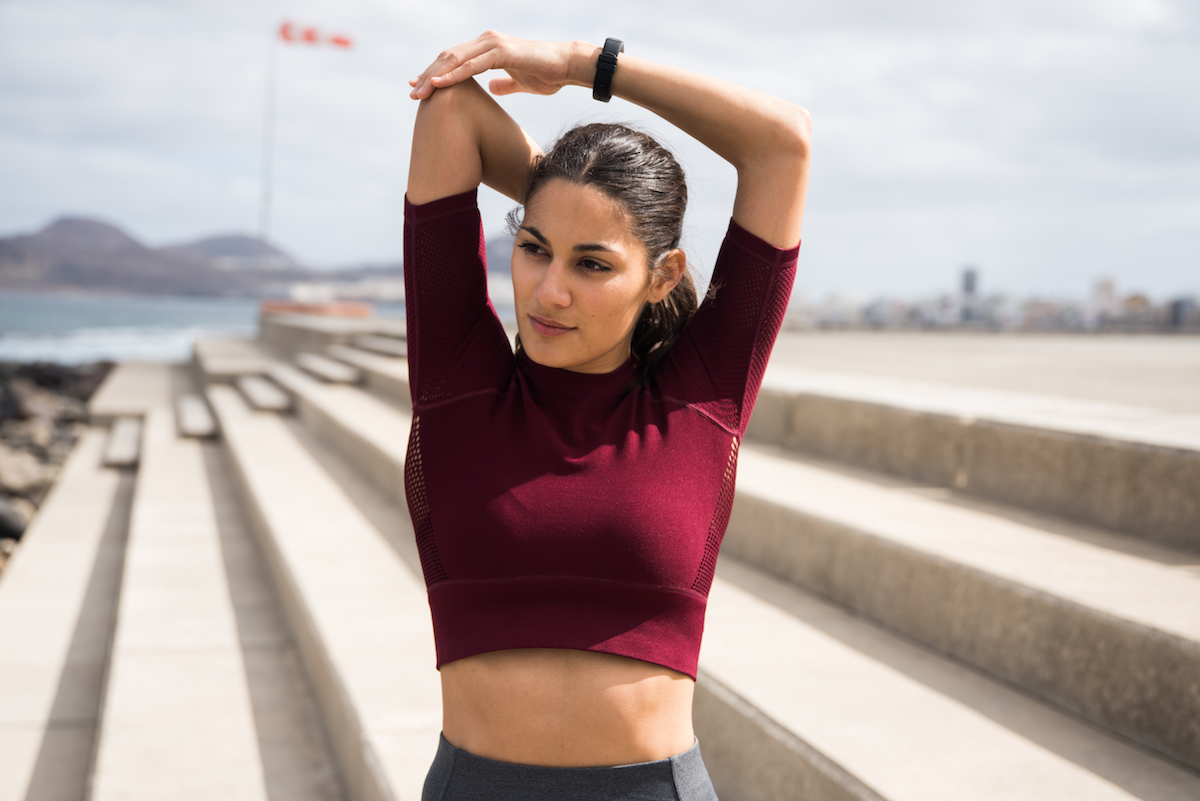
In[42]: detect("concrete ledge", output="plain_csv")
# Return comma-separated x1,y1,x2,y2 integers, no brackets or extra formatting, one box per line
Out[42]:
208,385,439,801
352,335,407,358
0,429,132,801
103,417,142,468
261,314,405,359
91,409,267,800
237,375,292,412
212,370,1200,797
267,364,409,504
89,362,181,424
296,353,363,385
702,557,1200,800
175,393,218,439
748,372,1200,549
192,338,279,386
726,443,1200,771
963,421,1200,550
324,346,410,411
694,677,884,801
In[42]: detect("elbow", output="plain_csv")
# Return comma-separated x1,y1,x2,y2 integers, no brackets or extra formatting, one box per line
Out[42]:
777,103,812,160
739,102,810,174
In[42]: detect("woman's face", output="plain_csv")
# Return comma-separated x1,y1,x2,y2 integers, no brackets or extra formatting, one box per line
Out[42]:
512,179,674,374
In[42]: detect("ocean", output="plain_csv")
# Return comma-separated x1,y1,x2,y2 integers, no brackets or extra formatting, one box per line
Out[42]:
0,292,406,364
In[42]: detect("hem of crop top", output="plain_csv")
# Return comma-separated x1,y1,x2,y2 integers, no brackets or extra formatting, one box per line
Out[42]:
428,576,708,680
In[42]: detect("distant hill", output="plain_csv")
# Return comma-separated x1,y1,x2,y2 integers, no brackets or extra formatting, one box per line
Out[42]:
486,232,514,275
0,216,324,296
158,233,296,271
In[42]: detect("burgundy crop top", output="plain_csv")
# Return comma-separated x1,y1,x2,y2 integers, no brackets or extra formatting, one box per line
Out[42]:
403,189,798,679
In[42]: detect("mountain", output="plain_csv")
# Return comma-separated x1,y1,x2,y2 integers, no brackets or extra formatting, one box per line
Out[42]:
486,232,514,275
0,217,299,296
158,233,296,271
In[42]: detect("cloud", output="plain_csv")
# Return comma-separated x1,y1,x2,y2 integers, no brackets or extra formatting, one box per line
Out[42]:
0,0,1196,297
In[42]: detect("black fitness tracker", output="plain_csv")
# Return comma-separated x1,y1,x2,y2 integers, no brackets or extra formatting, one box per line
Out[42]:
592,38,624,102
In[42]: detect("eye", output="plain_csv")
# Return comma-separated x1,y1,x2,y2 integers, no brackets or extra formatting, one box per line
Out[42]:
517,241,547,258
578,258,612,274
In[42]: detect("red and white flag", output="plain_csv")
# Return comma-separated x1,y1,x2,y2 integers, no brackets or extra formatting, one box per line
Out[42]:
280,22,352,48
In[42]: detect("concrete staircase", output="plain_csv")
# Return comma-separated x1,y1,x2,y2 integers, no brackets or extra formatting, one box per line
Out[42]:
1,316,1197,800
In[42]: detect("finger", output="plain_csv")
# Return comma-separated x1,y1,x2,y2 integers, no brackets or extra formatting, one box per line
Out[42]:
429,48,502,90
416,35,497,86
489,75,519,96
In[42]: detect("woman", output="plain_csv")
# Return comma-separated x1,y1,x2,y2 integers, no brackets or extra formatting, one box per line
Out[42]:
404,31,809,800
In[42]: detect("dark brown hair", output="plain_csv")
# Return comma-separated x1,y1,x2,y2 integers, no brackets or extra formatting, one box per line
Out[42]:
507,123,697,385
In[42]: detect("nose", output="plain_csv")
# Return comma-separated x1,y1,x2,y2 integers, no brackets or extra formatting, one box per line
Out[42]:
534,260,571,309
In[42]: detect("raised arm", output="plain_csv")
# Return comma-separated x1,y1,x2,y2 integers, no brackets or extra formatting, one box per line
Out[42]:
406,75,542,205
410,32,810,248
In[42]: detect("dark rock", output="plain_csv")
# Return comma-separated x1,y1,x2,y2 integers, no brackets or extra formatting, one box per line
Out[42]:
0,444,50,495
0,497,29,539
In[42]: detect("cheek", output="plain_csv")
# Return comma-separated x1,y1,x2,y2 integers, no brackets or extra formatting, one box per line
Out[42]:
591,280,650,325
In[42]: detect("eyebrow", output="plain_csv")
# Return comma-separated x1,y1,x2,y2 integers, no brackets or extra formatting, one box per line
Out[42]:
520,225,616,254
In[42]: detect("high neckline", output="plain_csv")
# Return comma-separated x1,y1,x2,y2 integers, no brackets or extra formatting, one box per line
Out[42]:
518,352,636,397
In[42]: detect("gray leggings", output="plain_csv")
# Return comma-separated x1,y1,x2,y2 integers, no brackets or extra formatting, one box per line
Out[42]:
422,734,720,800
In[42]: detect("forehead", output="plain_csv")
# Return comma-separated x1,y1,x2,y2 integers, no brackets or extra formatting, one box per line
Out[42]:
522,180,636,244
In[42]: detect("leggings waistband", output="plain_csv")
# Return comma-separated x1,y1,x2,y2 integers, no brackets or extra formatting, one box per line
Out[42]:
421,734,719,801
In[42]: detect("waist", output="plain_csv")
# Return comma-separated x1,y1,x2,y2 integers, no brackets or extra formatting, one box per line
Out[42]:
440,648,696,767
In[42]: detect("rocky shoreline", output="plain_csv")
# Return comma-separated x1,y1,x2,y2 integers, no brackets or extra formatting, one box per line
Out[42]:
0,361,112,574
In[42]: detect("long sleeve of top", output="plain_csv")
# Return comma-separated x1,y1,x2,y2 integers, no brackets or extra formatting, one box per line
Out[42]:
403,188,798,679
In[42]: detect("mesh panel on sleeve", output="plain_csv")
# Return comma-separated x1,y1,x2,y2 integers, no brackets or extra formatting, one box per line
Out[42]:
737,270,792,430
691,436,740,596
405,415,447,584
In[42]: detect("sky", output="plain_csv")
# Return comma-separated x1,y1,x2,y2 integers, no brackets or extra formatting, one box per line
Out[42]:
0,0,1197,301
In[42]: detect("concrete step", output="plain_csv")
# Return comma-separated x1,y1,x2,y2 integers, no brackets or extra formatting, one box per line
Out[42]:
261,313,405,359
103,416,142,467
237,374,293,412
352,334,407,358
261,364,1200,768
213,375,1200,800
175,393,218,438
192,337,280,386
295,352,363,385
698,556,1200,801
266,363,409,503
323,346,411,410
727,441,1200,771
749,369,1200,550
88,361,181,425
90,407,342,801
207,384,438,801
0,428,133,801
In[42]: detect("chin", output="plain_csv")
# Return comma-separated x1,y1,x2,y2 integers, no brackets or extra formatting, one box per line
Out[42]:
521,336,570,368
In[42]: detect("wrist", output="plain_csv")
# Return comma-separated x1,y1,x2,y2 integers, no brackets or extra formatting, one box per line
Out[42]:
565,40,601,88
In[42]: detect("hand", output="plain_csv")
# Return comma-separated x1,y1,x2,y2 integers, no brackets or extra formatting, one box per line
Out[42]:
409,31,584,100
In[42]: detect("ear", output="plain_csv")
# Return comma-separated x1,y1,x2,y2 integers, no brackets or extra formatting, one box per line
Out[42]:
647,249,686,304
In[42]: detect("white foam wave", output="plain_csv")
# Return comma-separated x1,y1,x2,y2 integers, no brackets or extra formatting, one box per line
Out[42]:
0,325,256,364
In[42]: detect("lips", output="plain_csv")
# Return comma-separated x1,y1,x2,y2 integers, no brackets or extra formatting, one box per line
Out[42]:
529,315,574,338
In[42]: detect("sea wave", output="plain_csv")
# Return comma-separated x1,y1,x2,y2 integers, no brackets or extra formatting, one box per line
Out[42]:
0,325,256,364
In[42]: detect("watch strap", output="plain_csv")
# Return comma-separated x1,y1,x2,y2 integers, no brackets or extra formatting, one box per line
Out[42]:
592,38,624,102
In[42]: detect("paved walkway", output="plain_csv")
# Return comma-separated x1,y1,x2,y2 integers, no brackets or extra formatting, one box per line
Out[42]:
768,332,1200,414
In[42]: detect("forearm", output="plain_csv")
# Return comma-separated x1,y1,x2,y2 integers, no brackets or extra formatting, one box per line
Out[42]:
563,45,809,173
407,78,540,205
563,43,810,247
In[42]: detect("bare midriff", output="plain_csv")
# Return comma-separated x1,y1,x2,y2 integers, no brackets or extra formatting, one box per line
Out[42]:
440,648,696,767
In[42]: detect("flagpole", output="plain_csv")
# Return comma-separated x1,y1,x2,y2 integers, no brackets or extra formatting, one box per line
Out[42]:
257,31,279,271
